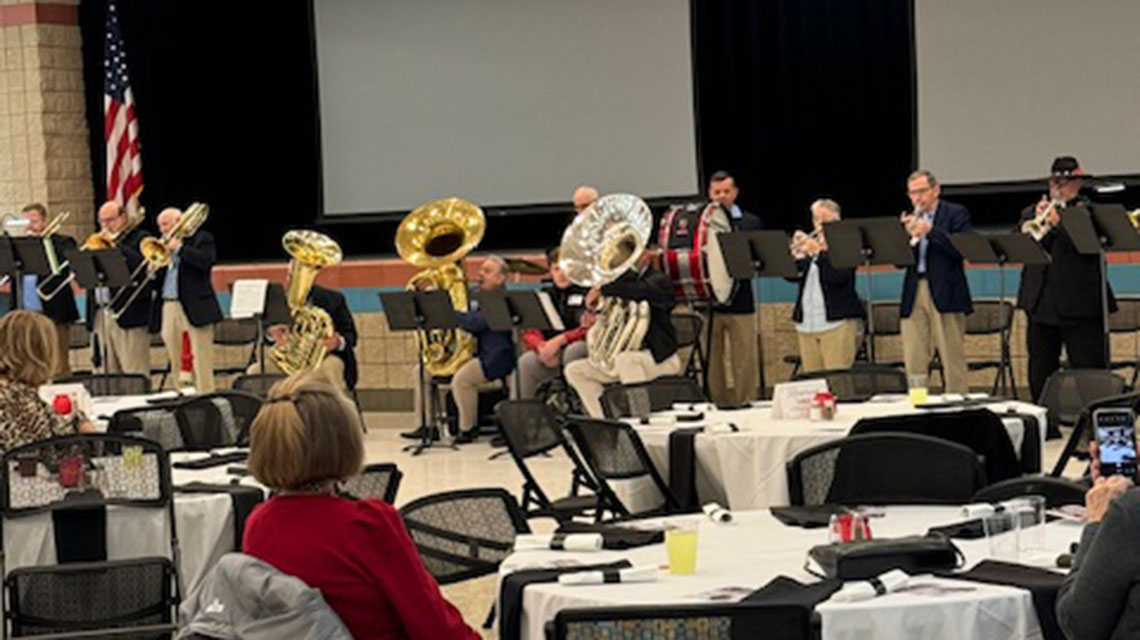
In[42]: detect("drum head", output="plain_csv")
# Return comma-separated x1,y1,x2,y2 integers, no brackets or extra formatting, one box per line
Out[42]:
701,205,737,304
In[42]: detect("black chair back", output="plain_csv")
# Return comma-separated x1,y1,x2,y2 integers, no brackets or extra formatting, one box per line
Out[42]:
1051,390,1140,477
67,322,91,349
398,487,529,585
172,395,241,451
787,432,986,506
972,476,1088,508
850,409,1022,484
565,417,681,519
1039,368,1129,439
600,376,705,419
108,404,184,451
552,602,811,640
793,364,907,402
231,373,287,398
339,462,402,504
57,373,151,397
671,312,705,381
965,300,1013,335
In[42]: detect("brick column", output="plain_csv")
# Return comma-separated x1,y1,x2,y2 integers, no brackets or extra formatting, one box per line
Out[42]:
0,0,93,240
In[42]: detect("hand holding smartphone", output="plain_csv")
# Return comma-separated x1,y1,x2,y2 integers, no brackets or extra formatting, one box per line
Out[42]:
1093,408,1139,480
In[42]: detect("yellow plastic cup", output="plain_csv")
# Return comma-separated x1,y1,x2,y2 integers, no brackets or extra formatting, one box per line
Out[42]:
908,374,929,406
665,522,699,575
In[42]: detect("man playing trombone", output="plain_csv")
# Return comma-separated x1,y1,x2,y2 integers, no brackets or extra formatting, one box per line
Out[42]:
899,170,973,394
148,207,223,393
17,204,80,376
86,200,152,377
1017,156,1114,401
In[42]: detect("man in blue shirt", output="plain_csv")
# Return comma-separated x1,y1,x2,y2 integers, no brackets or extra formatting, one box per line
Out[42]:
18,203,80,376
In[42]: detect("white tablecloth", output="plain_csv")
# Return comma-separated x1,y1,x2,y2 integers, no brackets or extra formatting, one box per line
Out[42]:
2,449,262,593
498,506,1084,640
627,396,1048,511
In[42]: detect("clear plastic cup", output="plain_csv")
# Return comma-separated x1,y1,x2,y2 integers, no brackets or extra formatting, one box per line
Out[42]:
1007,495,1048,557
983,511,1019,562
664,521,699,575
908,374,929,406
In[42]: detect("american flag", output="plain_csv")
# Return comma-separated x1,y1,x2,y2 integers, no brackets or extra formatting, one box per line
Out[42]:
104,2,142,216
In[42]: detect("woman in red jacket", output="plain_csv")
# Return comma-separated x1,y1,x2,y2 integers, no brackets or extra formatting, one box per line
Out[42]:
242,371,478,640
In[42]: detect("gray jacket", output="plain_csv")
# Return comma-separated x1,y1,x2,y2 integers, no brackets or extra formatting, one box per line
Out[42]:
1057,488,1140,640
178,553,352,640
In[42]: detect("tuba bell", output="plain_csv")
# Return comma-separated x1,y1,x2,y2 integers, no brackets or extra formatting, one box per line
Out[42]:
396,197,485,376
559,194,653,377
270,230,344,375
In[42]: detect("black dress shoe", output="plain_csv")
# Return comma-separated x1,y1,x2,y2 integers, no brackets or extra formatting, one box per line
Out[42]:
454,429,479,445
401,426,439,440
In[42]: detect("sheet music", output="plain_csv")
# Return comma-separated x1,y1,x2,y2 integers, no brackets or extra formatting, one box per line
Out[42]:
229,279,269,319
536,291,565,332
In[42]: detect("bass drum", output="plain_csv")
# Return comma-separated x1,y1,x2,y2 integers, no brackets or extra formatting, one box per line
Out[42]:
658,202,737,304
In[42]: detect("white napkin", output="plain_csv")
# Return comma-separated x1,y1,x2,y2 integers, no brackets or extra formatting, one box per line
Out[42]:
514,533,603,552
703,502,733,523
639,415,677,426
830,569,910,603
959,503,997,519
558,565,659,586
672,402,716,412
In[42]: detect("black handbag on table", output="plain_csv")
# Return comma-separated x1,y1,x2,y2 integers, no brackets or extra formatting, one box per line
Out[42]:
808,535,963,580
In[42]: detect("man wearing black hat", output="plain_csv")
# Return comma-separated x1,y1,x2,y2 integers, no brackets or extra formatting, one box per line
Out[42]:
1017,156,1116,401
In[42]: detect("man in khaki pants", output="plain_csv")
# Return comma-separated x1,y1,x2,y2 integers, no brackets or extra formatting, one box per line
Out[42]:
87,201,152,377
705,171,764,405
899,170,973,393
149,207,222,393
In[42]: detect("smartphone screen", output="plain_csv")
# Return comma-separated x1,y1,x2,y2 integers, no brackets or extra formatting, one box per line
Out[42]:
1094,408,1139,479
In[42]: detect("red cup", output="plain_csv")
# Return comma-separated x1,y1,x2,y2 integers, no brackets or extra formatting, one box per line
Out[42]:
58,455,83,488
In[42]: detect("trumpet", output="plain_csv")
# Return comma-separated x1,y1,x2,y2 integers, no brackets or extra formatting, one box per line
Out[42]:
1021,198,1063,241
790,228,823,259
900,211,925,247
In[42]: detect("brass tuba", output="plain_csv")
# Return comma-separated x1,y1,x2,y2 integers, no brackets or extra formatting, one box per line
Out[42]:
396,197,485,376
270,230,344,375
559,193,653,376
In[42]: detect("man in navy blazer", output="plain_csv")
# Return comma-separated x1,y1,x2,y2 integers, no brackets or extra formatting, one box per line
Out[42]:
899,170,973,394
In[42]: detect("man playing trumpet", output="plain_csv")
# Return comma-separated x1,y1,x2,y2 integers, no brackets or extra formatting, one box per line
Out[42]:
898,170,973,394
790,199,864,372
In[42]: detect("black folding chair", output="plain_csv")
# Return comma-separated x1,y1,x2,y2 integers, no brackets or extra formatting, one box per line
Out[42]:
1038,369,1129,440
0,434,180,639
108,403,184,451
148,331,173,390
850,408,1023,483
600,376,705,419
793,364,907,402
172,394,243,451
1051,391,1140,477
551,602,811,640
965,300,1018,398
206,390,264,446
1109,297,1140,388
972,476,1088,508
787,432,986,506
231,372,287,398
212,317,262,378
494,400,600,522
565,417,682,519
338,462,403,504
57,373,151,397
398,488,529,585
671,312,705,385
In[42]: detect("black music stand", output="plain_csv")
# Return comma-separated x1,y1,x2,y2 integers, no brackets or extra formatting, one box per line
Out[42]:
9,237,53,310
951,233,1050,397
1062,204,1140,363
69,248,130,378
826,217,916,363
0,234,20,307
718,230,798,398
240,281,292,374
379,290,460,455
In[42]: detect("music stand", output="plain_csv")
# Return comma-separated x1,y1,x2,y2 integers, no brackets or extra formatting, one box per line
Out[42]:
238,281,292,374
68,248,131,382
1062,204,1140,363
825,217,916,363
718,230,798,398
474,288,556,391
0,234,19,306
951,233,1050,396
379,290,460,455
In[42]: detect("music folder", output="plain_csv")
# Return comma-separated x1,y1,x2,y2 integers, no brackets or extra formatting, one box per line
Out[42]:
472,290,558,332
718,230,798,279
68,249,130,290
826,217,916,270
951,233,1050,266
379,291,458,332
11,237,52,276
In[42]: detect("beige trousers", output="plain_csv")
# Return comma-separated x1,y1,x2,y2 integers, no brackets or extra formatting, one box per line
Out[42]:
411,360,493,433
93,308,150,376
52,320,70,377
797,319,860,373
708,312,759,405
900,280,968,393
246,352,347,392
564,350,684,418
160,300,215,393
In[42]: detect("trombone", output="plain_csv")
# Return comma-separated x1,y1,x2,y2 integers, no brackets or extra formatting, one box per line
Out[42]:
108,203,209,319
34,211,74,301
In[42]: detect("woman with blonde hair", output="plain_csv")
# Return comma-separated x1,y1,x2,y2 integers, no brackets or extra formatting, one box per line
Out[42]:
0,310,87,452
241,371,478,640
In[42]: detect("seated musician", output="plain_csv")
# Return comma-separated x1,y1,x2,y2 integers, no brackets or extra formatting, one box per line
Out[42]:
514,247,592,399
790,199,864,372
571,184,599,217
251,267,358,392
19,203,80,377
564,248,681,418
408,255,515,444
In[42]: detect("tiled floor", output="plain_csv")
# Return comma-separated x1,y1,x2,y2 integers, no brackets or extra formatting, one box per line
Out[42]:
361,412,1086,637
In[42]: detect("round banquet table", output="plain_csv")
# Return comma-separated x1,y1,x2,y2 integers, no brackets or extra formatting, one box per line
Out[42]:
497,506,1084,640
621,395,1047,512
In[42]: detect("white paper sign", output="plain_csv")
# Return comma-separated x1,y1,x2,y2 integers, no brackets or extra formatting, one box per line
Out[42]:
770,379,829,420
37,383,92,418
230,279,270,319
536,291,565,332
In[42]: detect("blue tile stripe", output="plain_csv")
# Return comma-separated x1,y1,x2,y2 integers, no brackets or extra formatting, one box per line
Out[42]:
71,264,1140,320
